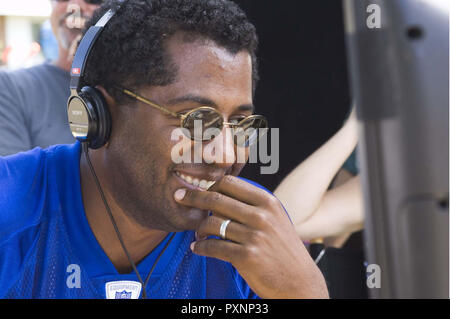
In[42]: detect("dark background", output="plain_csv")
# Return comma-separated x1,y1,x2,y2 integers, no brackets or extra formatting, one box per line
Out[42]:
233,1,369,299
235,0,352,191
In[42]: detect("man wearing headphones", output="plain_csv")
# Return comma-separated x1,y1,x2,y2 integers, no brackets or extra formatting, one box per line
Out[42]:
0,0,102,156
0,0,328,299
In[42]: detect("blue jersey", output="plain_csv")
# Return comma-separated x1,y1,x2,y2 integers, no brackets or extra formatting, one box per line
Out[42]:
0,142,263,299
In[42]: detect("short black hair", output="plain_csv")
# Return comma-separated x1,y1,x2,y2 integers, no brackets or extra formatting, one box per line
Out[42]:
83,0,259,102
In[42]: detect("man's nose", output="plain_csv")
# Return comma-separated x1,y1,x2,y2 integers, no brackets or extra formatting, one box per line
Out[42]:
198,127,237,167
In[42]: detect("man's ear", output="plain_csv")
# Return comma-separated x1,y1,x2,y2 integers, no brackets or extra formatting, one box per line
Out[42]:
95,85,116,108
95,85,116,148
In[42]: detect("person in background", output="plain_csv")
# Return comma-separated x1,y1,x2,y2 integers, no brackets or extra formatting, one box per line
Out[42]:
0,0,102,156
274,108,368,298
275,108,363,244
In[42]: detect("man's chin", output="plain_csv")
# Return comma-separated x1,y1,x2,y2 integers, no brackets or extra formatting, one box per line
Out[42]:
165,207,210,232
130,205,209,233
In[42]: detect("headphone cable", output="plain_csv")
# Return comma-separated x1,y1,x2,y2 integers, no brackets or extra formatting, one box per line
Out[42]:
82,141,175,299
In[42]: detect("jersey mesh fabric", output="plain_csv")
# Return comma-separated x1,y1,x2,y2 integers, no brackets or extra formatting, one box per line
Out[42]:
0,142,260,299
4,202,97,298
4,219,253,298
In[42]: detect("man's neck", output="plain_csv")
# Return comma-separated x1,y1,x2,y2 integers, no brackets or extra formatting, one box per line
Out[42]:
52,47,72,72
79,149,168,274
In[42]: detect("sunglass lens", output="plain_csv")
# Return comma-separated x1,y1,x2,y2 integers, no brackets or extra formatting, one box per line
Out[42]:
182,108,223,141
234,116,268,147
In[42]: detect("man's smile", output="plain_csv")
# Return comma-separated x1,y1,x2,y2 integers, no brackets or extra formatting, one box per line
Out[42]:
174,171,217,191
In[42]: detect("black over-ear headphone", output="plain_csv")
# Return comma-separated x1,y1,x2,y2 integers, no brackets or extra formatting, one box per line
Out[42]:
67,2,178,298
67,1,125,149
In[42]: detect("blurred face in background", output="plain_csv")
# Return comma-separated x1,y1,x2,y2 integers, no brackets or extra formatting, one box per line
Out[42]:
50,0,101,50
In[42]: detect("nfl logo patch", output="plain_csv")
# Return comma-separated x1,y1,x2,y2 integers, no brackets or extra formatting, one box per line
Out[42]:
115,290,132,299
105,281,142,299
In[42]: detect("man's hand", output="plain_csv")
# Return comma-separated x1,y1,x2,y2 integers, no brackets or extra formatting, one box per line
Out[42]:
174,175,329,299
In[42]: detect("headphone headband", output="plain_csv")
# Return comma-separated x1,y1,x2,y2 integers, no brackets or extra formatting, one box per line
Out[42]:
70,6,120,92
67,1,126,149
69,10,113,91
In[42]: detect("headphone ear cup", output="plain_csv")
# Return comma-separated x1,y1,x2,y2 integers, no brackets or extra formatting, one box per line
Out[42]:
80,86,112,150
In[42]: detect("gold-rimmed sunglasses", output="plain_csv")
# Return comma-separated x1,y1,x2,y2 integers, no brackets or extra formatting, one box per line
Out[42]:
118,87,268,147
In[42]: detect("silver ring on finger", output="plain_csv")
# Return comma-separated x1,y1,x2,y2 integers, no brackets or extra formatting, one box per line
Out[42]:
219,219,232,240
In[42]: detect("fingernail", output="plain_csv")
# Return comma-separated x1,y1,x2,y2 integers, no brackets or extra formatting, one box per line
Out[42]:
206,181,216,190
190,242,196,251
174,189,186,201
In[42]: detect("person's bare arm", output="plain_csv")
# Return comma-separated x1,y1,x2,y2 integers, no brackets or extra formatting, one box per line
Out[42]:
294,175,363,241
274,109,358,226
